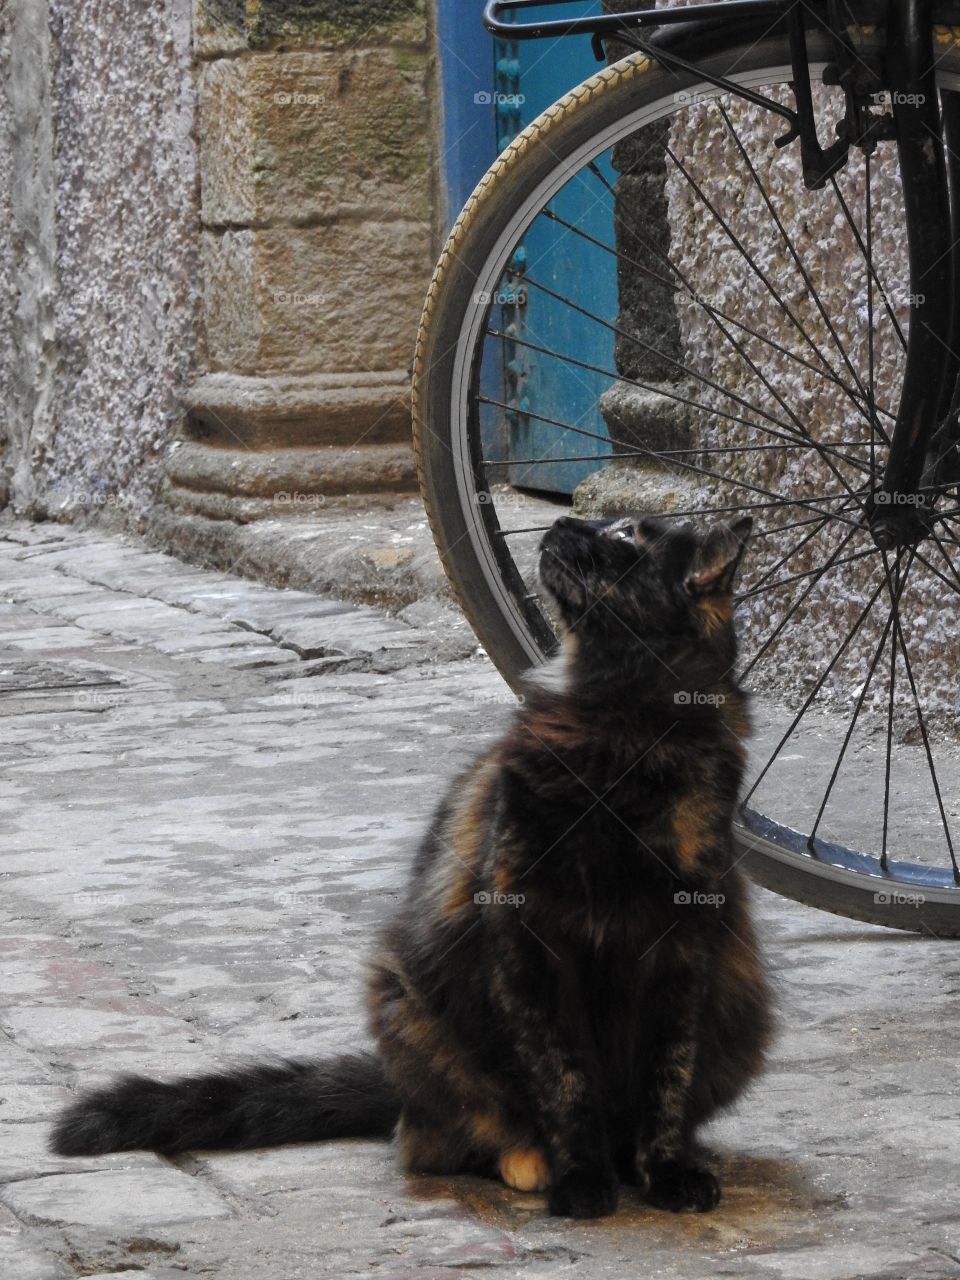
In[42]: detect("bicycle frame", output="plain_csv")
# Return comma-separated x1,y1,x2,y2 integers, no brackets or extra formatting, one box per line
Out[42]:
481,0,960,547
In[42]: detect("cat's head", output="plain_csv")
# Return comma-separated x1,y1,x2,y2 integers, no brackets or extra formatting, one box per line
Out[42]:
537,513,752,682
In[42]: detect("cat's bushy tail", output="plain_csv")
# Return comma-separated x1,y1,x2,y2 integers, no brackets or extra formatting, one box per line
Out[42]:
49,1053,399,1156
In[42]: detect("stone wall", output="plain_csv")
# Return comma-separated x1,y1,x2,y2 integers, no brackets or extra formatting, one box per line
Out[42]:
0,0,200,526
0,0,437,539
162,0,436,526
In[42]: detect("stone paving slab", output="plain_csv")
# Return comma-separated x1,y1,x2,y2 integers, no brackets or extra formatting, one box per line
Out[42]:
2,1168,234,1229
0,519,959,1277
0,522,476,673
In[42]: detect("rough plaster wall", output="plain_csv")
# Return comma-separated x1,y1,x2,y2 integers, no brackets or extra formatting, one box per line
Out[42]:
660,75,958,712
0,8,14,509
36,0,200,525
2,0,58,515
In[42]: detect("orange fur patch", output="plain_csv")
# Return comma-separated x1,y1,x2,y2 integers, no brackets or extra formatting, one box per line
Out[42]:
499,1146,552,1192
672,795,715,875
699,597,733,638
435,758,498,917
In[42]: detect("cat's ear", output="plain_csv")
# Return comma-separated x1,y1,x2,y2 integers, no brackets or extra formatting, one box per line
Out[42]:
684,517,753,597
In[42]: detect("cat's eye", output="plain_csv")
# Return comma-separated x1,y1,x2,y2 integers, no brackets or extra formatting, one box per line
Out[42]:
606,521,635,541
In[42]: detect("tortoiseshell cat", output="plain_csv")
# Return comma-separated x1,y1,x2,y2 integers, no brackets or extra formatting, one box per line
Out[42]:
52,513,772,1218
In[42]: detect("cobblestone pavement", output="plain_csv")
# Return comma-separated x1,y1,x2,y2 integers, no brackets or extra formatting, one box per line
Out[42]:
0,520,959,1280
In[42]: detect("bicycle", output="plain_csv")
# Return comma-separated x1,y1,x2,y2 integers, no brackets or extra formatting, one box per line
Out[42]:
412,0,960,935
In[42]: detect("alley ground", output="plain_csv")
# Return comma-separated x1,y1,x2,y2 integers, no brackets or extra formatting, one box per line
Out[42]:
0,520,958,1280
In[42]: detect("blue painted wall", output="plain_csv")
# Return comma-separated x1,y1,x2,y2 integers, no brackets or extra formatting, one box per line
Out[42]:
436,2,617,494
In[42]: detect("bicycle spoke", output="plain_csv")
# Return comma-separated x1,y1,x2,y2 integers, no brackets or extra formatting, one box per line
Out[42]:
927,528,960,594
491,495,862,540
880,550,900,869
522,273,874,485
483,440,870,467
479,392,763,456
736,546,876,601
910,544,960,600
741,572,888,808
480,382,871,479
541,204,897,423
743,502,858,596
807,547,912,848
717,103,886,443
751,510,860,539
829,174,907,353
665,144,877,434
739,523,861,679
864,148,879,476
881,552,960,882
506,280,808,440
485,331,872,509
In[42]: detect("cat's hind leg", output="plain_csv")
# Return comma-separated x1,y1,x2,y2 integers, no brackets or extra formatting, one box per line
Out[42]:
370,947,537,1183
498,1145,551,1192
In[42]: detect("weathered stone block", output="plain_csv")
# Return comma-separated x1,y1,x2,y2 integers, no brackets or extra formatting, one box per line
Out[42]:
202,222,432,375
200,49,431,224
572,459,698,518
164,439,417,509
184,371,411,447
193,0,248,57
600,380,697,455
194,0,428,58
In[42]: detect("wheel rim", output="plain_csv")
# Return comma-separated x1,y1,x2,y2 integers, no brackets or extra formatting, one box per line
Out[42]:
441,51,960,904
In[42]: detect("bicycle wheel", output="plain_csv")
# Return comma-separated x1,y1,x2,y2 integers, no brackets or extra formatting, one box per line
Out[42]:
413,26,960,934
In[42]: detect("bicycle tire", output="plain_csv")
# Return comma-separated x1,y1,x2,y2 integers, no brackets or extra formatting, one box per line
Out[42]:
412,25,960,934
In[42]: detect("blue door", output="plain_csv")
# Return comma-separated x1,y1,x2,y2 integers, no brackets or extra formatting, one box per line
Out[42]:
436,2,617,495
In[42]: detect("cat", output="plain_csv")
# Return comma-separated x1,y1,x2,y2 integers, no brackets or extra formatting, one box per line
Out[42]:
50,512,773,1219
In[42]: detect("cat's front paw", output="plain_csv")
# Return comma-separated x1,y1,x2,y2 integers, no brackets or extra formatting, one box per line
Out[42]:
644,1159,720,1213
549,1167,619,1219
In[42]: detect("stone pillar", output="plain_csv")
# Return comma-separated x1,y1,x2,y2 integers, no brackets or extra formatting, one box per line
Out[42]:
575,0,697,516
163,0,436,522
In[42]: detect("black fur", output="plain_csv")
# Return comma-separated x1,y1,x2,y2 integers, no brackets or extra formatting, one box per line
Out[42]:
51,513,773,1219
50,1053,397,1155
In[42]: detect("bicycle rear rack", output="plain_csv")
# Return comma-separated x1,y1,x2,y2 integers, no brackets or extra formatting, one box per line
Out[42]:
482,0,786,41
483,0,891,188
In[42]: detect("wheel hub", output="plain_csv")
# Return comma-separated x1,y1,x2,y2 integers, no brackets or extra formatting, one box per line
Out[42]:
866,494,932,549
